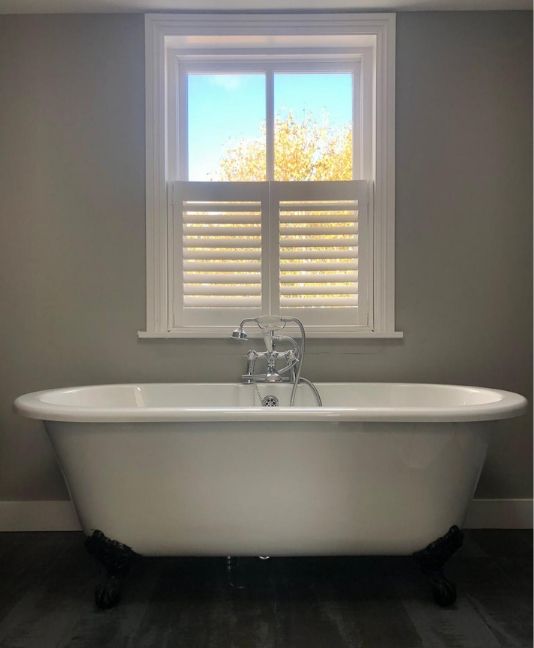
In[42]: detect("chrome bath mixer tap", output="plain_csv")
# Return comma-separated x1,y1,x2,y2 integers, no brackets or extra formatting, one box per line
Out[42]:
231,316,321,407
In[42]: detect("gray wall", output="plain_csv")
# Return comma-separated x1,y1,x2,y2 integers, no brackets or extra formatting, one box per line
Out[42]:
0,11,531,502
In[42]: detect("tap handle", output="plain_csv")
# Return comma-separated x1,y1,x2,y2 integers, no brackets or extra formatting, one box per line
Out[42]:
242,349,258,382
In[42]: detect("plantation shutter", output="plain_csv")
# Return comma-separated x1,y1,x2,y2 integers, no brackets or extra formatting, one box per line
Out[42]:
171,182,269,327
171,180,369,331
270,181,369,328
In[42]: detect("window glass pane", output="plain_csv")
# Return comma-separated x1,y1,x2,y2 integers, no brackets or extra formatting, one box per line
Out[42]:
187,74,266,181
274,73,353,181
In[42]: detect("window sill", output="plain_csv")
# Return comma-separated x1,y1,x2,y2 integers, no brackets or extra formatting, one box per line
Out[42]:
138,329,404,340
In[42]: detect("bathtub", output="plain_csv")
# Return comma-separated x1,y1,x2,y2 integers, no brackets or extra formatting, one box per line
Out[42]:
15,382,526,557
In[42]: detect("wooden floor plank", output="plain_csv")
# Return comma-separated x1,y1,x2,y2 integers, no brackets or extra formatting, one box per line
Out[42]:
0,533,85,629
56,559,159,648
402,595,503,648
0,536,93,648
466,591,532,648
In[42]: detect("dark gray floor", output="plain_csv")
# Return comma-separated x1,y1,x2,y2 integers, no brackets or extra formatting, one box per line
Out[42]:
0,530,531,648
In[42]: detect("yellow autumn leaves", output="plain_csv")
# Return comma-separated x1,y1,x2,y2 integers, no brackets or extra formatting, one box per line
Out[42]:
215,112,352,182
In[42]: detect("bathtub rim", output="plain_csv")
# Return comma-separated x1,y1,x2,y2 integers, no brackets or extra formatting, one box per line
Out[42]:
14,382,528,424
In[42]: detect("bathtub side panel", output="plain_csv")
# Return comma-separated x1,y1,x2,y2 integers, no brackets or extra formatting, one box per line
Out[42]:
46,421,488,556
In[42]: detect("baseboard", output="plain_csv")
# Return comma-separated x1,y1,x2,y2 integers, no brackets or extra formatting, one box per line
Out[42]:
0,498,531,532
463,498,533,529
0,500,81,532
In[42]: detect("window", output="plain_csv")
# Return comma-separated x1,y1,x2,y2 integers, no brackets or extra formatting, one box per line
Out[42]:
142,14,399,338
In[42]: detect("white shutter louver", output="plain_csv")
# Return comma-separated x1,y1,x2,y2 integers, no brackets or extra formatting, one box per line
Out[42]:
279,199,358,308
182,201,262,308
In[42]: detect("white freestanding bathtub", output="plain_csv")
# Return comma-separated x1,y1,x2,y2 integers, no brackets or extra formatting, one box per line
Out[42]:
15,382,526,557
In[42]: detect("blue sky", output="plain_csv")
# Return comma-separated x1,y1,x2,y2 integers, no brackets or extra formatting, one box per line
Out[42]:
187,73,353,180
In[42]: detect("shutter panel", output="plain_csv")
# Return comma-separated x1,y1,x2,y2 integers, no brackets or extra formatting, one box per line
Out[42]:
172,182,269,326
271,181,369,326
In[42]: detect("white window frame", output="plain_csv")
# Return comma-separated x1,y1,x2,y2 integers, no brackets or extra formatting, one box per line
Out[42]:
141,13,401,339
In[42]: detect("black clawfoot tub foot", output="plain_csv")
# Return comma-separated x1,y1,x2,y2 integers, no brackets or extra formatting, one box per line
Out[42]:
413,525,463,607
85,530,138,609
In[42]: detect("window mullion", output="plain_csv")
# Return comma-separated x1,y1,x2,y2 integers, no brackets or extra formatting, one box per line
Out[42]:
266,69,274,182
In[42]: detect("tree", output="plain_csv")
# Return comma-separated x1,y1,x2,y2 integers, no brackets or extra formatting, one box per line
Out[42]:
214,111,352,181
